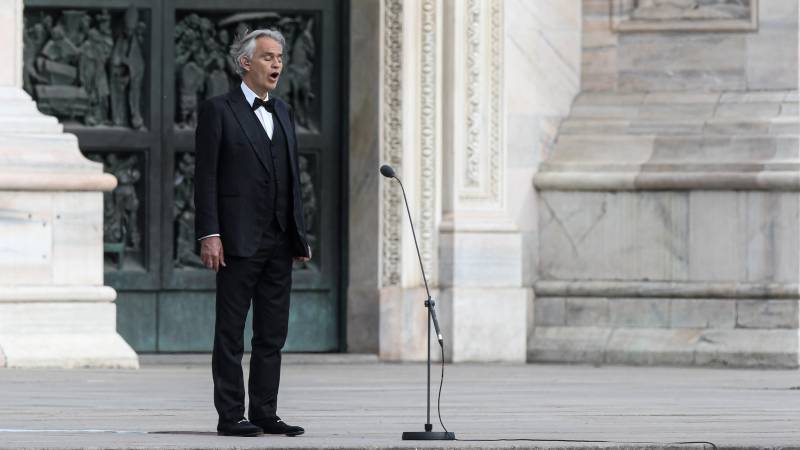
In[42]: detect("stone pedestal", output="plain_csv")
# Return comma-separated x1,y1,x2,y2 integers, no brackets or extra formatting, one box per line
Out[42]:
529,0,800,368
0,0,138,368
439,216,528,362
533,89,800,368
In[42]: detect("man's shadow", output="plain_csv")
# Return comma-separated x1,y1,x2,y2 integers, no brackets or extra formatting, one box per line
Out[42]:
149,431,218,436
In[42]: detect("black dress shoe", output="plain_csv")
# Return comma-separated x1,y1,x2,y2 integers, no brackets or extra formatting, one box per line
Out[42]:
251,417,304,436
217,419,263,437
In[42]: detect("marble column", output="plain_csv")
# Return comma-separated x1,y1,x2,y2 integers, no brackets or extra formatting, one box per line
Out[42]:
0,0,138,368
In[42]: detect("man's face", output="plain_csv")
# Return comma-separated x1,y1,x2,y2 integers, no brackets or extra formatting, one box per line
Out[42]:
241,36,283,94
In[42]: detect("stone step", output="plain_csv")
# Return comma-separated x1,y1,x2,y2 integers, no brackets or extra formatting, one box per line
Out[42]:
570,91,798,120
574,90,797,106
0,86,35,101
0,101,43,115
0,133,99,172
553,134,800,164
560,117,800,136
570,102,794,120
0,115,62,134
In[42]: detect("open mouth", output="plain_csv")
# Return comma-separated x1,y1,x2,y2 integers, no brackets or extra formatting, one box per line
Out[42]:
269,72,280,82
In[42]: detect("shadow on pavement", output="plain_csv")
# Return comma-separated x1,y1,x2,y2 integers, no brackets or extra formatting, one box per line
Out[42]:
149,431,218,436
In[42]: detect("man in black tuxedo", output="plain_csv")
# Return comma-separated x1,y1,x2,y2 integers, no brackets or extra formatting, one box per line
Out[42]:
194,29,310,438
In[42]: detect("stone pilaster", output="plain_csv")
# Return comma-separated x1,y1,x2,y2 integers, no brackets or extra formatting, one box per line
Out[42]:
437,0,527,362
0,0,138,368
378,0,443,361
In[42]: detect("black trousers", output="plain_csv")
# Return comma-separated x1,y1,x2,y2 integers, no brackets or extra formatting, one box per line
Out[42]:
212,219,294,425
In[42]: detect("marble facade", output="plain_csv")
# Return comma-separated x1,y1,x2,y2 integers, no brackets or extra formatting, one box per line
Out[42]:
3,0,796,366
349,0,799,366
533,0,800,367
0,0,138,368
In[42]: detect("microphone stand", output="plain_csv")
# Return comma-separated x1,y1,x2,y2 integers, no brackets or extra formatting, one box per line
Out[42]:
384,170,454,441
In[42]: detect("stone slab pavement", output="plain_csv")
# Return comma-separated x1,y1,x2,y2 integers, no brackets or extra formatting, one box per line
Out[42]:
0,354,798,449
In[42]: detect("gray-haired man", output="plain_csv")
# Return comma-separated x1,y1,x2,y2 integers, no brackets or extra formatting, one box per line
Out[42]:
194,29,311,437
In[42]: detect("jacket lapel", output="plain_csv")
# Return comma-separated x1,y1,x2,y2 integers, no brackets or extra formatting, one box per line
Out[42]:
273,100,298,171
225,88,271,174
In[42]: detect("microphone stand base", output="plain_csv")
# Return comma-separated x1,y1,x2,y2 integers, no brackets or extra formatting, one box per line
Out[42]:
402,431,456,441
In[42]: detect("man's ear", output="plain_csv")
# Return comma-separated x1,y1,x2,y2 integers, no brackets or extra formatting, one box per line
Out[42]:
239,55,250,72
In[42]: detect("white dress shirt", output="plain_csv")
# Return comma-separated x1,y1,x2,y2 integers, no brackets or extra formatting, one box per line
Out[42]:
240,81,274,139
198,82,275,241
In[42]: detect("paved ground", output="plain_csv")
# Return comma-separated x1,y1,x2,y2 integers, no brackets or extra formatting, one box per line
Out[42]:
0,355,798,449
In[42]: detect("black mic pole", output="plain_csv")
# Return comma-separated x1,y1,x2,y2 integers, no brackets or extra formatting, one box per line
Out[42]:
379,165,454,441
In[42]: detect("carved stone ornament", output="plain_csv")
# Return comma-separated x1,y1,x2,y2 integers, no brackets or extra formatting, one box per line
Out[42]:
381,0,404,287
418,0,438,285
459,0,504,206
613,0,759,32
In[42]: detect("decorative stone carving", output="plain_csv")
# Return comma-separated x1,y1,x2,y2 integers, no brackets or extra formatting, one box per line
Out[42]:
23,6,146,129
632,0,751,20
174,12,318,132
464,0,481,188
418,0,438,285
613,0,758,31
488,0,503,204
381,0,403,287
459,0,504,207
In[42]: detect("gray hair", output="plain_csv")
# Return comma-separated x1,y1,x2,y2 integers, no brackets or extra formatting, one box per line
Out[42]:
229,29,286,77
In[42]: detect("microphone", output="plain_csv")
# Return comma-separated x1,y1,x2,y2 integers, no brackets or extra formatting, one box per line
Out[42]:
383,165,455,442
379,164,396,178
378,165,444,346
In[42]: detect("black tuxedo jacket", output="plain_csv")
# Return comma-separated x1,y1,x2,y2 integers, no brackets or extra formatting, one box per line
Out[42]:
194,87,310,258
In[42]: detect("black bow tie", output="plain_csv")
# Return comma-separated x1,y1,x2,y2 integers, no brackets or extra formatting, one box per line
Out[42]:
252,97,275,113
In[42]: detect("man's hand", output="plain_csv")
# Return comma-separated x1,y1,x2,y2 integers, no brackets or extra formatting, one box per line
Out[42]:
294,244,312,263
200,236,226,272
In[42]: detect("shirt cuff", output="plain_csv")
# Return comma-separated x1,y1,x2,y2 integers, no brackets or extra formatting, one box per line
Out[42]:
198,234,220,241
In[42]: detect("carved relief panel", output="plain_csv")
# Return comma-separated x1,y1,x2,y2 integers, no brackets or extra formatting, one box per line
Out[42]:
24,6,149,129
612,0,758,31
173,11,320,133
86,152,146,271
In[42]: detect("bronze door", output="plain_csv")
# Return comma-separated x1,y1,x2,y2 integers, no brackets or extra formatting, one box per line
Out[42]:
23,0,344,352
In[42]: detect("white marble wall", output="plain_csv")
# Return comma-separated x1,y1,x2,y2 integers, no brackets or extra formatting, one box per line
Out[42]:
0,0,21,87
347,0,382,354
582,0,799,91
539,190,800,285
532,0,800,367
504,0,582,287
